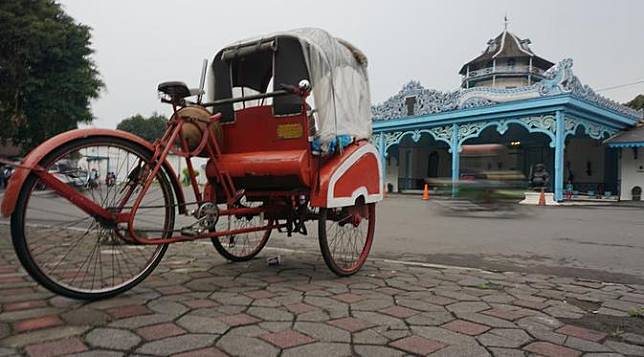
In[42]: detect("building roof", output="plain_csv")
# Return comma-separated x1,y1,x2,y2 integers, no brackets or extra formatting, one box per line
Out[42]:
605,124,644,147
459,30,554,75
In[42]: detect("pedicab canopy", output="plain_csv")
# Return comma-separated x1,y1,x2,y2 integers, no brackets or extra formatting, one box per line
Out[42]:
208,28,372,154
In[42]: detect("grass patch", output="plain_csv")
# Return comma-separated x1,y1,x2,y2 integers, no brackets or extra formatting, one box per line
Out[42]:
627,307,644,318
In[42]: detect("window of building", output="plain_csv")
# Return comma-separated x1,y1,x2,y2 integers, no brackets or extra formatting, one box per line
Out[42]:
508,58,516,66
405,96,417,116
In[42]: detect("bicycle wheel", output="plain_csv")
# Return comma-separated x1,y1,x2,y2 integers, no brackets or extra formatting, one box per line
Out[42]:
318,202,375,276
211,198,271,261
11,137,175,300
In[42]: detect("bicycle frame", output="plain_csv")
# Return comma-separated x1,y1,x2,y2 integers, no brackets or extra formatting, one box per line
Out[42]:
10,106,289,245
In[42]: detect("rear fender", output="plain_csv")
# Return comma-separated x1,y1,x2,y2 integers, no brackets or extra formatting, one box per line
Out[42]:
310,141,383,208
1,128,186,217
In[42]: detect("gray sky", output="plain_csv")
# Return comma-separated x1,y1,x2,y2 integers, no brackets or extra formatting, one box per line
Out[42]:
59,0,644,129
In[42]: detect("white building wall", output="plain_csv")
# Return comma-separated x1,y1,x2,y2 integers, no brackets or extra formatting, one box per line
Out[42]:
620,148,644,200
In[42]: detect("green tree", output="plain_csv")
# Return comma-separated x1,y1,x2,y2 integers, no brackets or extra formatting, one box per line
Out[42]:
116,113,168,143
0,0,103,151
625,94,644,111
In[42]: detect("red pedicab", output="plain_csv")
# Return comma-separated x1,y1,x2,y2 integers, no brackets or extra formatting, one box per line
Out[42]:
0,28,383,300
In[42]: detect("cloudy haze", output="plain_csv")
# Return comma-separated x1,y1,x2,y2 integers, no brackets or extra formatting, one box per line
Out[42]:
58,0,644,128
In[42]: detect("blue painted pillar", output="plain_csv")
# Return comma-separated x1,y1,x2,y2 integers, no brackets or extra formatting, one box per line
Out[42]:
450,124,460,197
377,133,386,192
554,110,565,201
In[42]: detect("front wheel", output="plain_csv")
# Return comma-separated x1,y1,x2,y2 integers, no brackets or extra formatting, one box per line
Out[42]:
11,137,176,300
318,202,375,276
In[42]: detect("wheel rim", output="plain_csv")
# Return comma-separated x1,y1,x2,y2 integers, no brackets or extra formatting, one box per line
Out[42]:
20,141,173,294
213,198,271,259
324,203,374,273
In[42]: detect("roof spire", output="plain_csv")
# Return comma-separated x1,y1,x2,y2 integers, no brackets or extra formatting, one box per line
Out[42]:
504,13,509,31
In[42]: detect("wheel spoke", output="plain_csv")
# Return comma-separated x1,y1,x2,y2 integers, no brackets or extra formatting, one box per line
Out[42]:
211,198,270,261
320,203,374,275
14,139,174,299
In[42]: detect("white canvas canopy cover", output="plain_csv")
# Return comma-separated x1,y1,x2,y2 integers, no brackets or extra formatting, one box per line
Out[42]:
208,28,372,153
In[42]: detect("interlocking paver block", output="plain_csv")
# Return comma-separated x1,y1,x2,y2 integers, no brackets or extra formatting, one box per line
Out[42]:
183,299,218,309
245,290,274,299
24,337,88,357
604,340,644,356
13,314,63,332
483,308,531,321
173,347,228,357
381,305,419,318
294,322,350,343
260,329,315,348
332,293,365,303
216,334,279,357
556,324,607,342
327,317,374,332
156,285,190,295
177,314,229,334
219,313,260,327
281,342,352,357
523,341,581,357
512,299,548,310
136,322,186,340
135,334,217,355
477,328,532,348
4,300,48,312
106,304,151,319
389,335,447,355
285,302,317,314
442,319,490,336
85,327,141,350
446,301,490,313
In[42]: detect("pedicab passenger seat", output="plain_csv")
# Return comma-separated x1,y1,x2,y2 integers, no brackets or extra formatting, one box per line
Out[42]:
216,150,309,184
213,105,312,188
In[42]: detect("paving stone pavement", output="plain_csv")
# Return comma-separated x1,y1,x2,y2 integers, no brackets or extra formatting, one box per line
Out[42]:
1,228,643,356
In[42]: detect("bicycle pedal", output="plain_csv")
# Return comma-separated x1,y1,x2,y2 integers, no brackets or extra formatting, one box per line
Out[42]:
180,227,199,237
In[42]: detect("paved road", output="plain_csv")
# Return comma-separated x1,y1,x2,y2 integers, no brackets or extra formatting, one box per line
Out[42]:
374,196,644,283
266,195,644,284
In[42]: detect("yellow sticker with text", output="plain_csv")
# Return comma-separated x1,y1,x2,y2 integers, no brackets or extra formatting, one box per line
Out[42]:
276,123,303,139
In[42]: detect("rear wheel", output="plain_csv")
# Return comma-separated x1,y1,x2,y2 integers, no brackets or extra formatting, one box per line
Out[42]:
11,137,175,300
211,198,271,261
318,202,375,276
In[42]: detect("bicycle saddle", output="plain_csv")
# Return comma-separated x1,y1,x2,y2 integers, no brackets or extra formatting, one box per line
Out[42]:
158,81,204,101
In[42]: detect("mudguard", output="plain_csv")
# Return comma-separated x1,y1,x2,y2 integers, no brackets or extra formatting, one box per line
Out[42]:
310,141,383,208
1,128,186,217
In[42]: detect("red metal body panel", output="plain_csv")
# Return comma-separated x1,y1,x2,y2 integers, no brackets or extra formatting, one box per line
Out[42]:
1,128,185,217
310,141,383,208
215,150,310,186
210,105,314,187
334,154,380,197
221,106,310,153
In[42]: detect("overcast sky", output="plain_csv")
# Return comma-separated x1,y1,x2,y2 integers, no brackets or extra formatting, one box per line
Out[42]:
59,0,644,129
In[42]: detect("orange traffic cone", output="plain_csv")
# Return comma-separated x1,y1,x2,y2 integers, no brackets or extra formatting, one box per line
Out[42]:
422,183,430,201
538,188,546,206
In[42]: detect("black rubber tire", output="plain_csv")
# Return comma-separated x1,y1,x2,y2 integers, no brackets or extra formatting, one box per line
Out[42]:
318,203,376,277
10,136,175,300
211,221,272,262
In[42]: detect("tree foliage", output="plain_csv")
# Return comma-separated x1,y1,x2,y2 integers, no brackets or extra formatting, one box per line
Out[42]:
116,113,168,143
0,0,103,151
625,94,644,111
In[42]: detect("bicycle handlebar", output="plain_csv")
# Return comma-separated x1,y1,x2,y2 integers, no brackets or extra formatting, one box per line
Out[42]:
199,89,293,108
